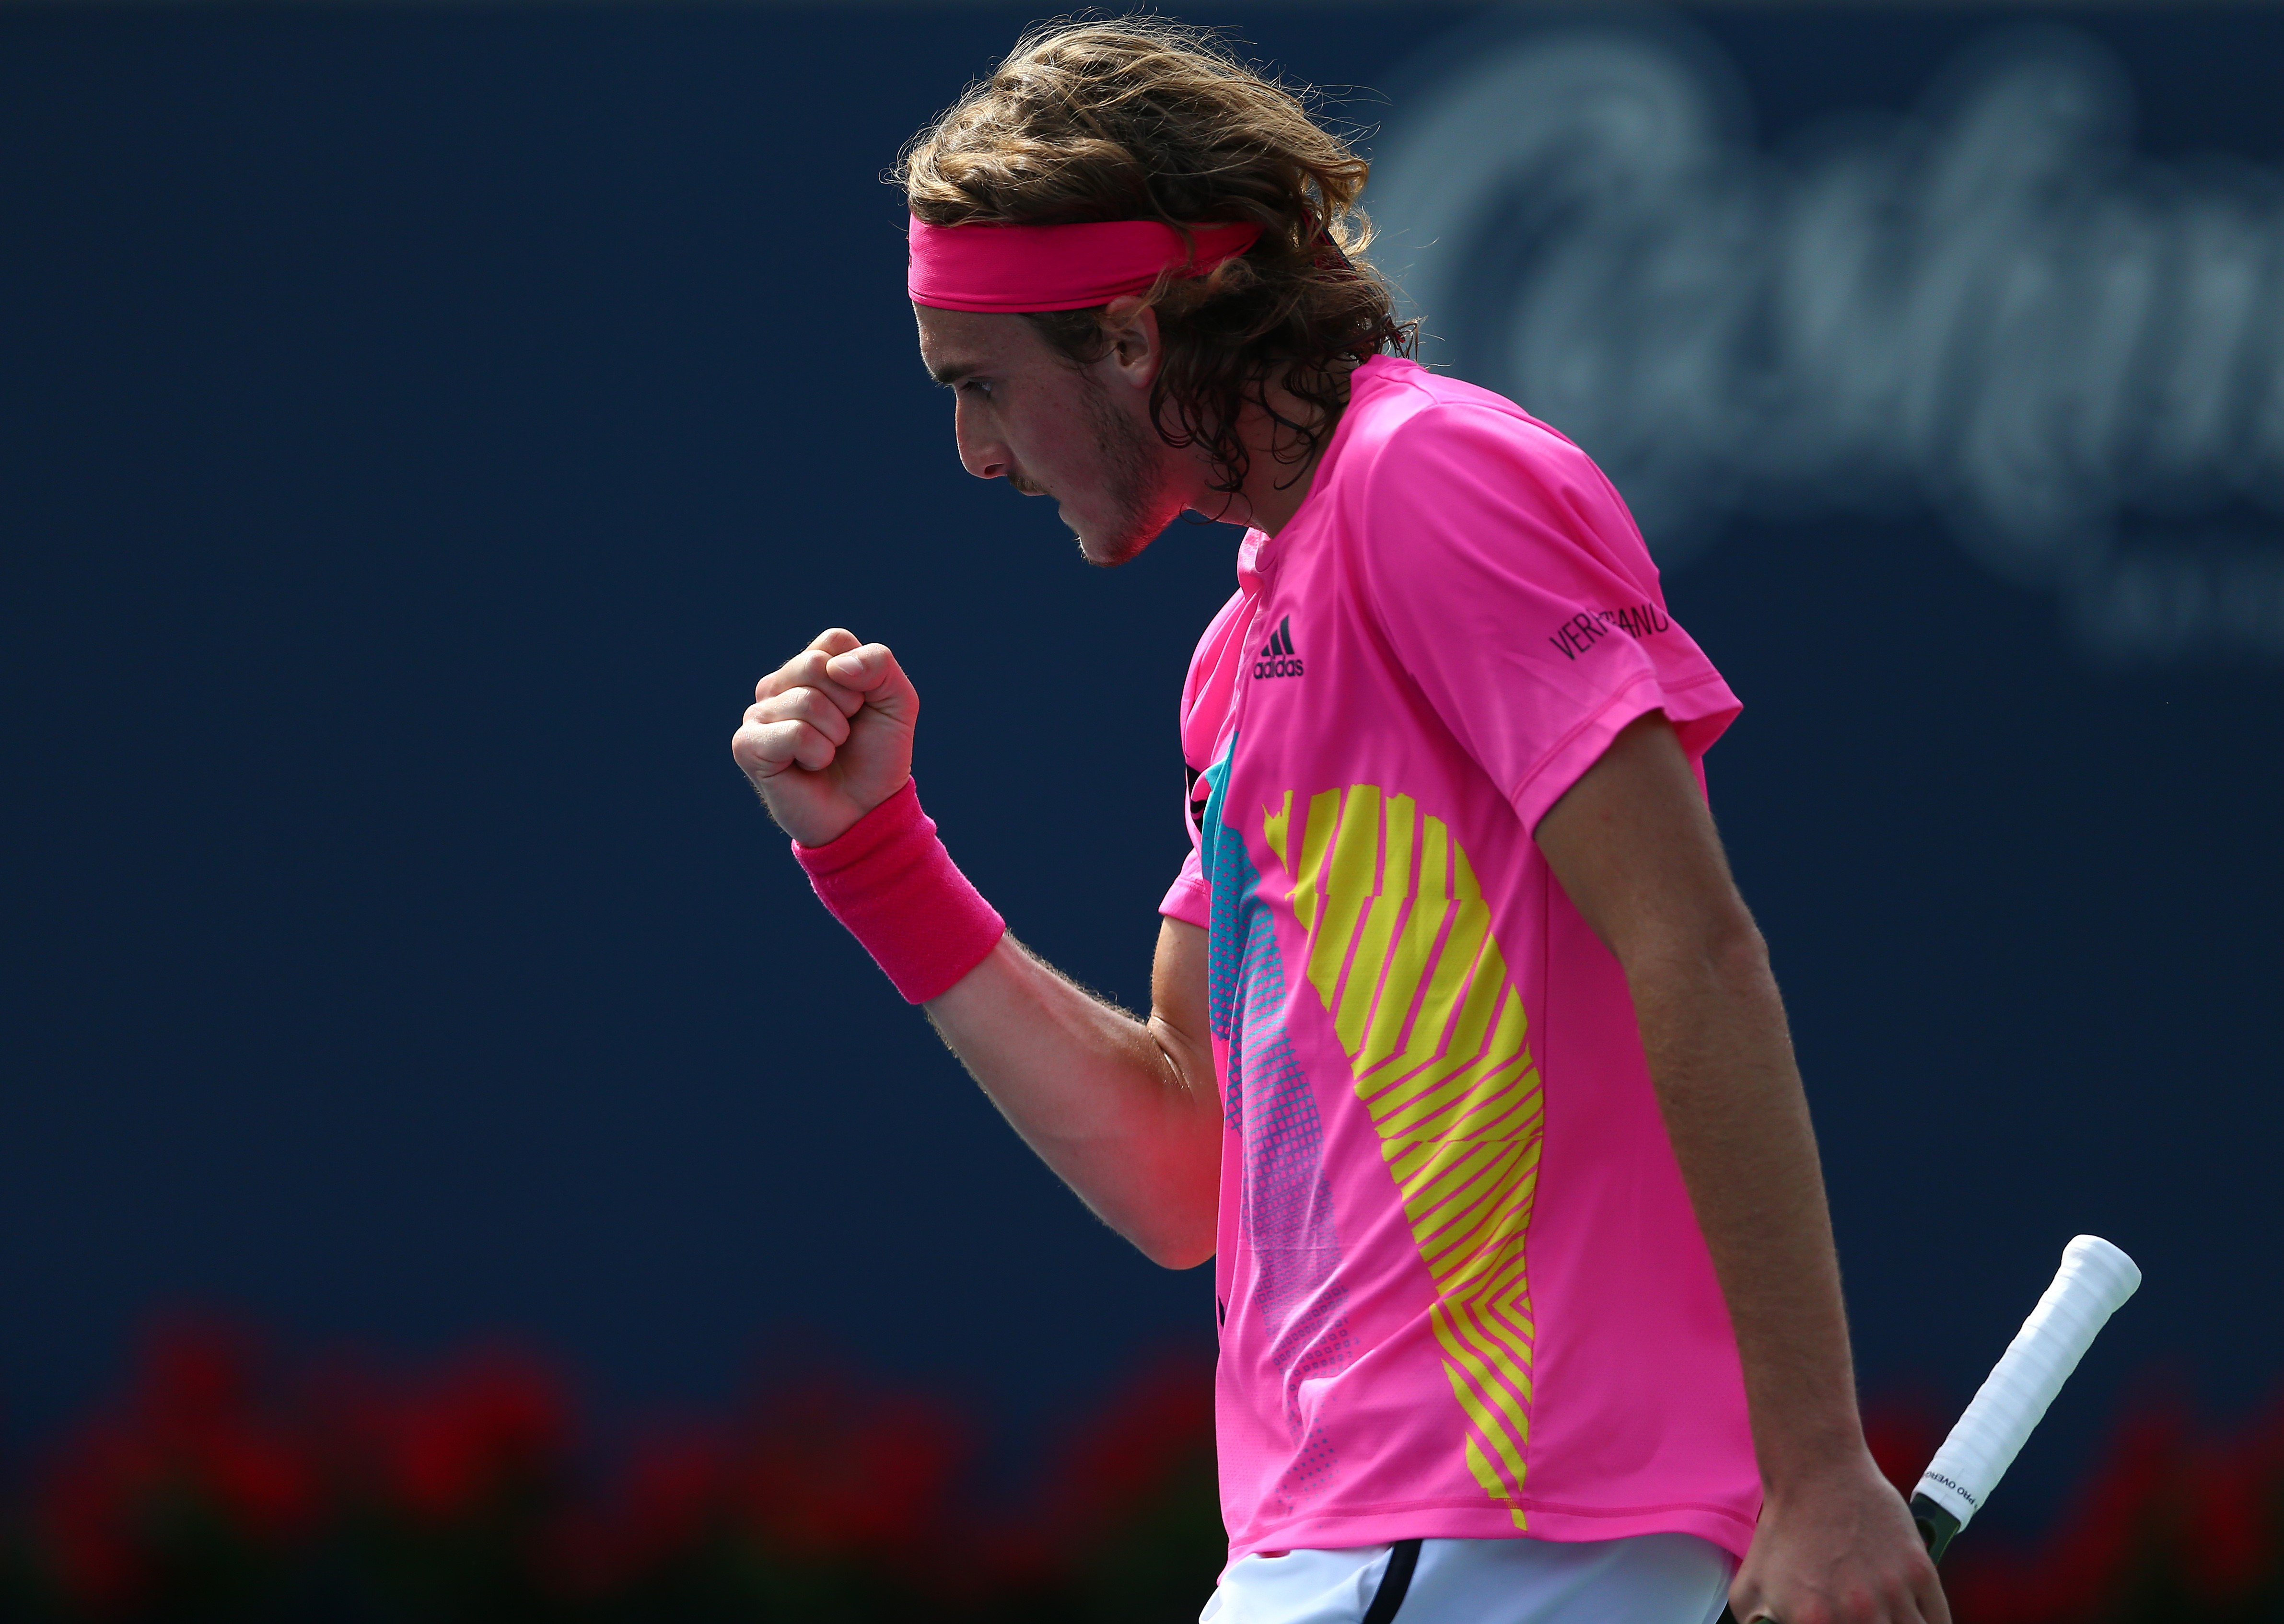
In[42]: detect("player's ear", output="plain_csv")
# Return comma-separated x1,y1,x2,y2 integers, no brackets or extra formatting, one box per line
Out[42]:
1098,296,1162,391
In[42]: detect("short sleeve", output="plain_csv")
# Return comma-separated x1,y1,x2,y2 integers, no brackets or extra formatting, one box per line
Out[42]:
1352,404,1739,832
1159,584,1254,931
1160,844,1211,929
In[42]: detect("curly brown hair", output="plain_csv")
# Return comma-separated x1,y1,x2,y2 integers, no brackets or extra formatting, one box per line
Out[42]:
897,17,1414,502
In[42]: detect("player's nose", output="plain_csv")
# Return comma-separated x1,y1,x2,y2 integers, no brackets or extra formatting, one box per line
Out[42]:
953,396,1010,481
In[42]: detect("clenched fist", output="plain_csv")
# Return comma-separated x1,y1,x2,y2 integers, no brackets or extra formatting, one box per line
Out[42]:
732,627,919,848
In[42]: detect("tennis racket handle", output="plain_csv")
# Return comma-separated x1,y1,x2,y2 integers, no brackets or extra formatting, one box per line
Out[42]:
1911,1235,2140,1531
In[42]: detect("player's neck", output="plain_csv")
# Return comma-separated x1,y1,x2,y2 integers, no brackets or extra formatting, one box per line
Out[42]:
1213,364,1354,537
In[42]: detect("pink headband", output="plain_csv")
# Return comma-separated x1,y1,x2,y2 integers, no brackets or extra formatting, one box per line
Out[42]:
906,215,1263,313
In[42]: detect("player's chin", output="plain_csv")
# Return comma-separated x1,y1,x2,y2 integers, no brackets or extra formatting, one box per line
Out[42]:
1072,529,1152,568
1068,503,1176,568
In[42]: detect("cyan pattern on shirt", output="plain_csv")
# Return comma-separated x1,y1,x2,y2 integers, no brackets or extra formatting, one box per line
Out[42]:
1200,741,1357,1510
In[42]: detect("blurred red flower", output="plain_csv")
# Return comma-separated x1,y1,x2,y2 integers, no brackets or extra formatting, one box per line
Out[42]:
33,1321,321,1612
376,1349,571,1523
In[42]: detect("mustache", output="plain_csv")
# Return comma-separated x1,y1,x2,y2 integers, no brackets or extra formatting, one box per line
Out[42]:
1008,467,1049,498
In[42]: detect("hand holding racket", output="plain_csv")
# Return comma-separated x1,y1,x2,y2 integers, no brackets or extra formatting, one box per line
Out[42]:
1720,1235,2142,1624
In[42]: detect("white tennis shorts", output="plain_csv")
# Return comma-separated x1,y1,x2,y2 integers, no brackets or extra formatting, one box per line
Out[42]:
1198,1532,1735,1624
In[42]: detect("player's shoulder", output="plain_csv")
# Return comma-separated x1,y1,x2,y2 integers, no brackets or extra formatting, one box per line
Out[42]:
1188,584,1250,659
1180,584,1252,695
1337,356,1597,484
1329,358,1632,555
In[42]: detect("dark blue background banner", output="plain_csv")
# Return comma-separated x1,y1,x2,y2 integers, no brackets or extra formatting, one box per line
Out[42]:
3,2,2277,1527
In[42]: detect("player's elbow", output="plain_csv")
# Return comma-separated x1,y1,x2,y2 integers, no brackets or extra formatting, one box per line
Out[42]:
1127,1192,1218,1271
1137,1227,1216,1271
1703,905,1773,986
1620,897,1771,996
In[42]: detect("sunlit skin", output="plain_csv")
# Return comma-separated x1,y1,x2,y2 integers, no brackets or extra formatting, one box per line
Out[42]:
730,303,1950,1624
916,297,1325,564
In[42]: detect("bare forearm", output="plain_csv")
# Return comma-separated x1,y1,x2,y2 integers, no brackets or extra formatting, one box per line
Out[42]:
1628,924,1864,1482
1540,715,1942,1620
924,929,1221,1267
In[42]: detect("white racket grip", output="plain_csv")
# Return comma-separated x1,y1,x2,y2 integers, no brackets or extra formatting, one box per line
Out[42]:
1912,1235,2141,1530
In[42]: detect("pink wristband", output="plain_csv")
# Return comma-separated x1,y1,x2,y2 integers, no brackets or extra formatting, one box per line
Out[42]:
792,779,1006,1003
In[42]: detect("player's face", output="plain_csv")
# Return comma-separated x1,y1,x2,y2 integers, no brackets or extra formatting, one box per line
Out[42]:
916,305,1189,566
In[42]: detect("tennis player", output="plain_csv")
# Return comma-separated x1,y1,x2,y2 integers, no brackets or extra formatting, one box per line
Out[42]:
733,21,1948,1624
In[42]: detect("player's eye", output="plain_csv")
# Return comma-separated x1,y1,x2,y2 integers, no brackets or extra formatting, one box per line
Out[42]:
959,379,995,400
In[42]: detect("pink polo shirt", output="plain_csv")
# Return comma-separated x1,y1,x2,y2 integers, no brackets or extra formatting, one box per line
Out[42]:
1160,357,1760,1565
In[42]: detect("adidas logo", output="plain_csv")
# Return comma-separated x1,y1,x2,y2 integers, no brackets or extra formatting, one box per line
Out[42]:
1253,615,1305,680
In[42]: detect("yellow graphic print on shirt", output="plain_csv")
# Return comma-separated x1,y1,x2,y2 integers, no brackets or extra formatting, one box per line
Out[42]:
1263,785,1545,1529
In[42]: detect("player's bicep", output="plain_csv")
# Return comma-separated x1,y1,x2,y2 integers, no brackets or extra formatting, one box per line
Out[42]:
1534,710,1759,972
1148,917,1214,1103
